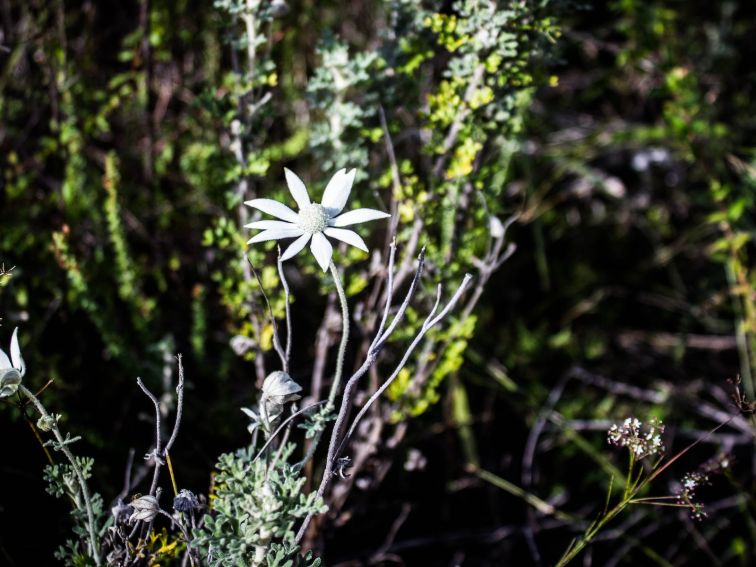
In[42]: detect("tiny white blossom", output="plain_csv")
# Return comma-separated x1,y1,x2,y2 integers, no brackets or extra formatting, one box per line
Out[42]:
245,168,391,271
0,328,25,398
607,416,665,460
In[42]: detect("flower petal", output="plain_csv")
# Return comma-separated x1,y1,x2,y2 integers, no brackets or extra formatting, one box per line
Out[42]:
324,227,368,253
263,371,303,398
10,328,24,376
310,232,333,272
0,347,10,370
280,233,311,261
244,198,299,223
0,369,21,398
248,227,304,244
329,208,391,227
284,168,311,209
321,169,356,215
244,220,296,230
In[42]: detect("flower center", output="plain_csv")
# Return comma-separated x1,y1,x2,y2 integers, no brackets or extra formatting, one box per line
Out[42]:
297,203,329,233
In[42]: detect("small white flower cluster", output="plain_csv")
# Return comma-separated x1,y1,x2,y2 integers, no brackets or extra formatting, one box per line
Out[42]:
607,417,665,459
674,453,730,521
676,471,709,521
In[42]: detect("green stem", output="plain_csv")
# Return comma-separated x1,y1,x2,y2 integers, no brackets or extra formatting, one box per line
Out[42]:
19,385,101,566
623,452,636,500
292,261,350,472
327,260,349,408
556,499,627,567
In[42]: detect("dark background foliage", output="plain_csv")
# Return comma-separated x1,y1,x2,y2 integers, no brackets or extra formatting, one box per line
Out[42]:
2,0,755,565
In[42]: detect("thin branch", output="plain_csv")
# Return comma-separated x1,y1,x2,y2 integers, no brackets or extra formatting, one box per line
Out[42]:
252,401,327,464
136,377,163,496
295,272,473,544
374,246,426,349
372,238,397,348
117,448,136,503
249,259,287,372
327,260,350,407
327,248,427,475
164,354,185,455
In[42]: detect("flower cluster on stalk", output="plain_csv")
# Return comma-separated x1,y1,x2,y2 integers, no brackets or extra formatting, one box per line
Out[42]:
607,417,665,459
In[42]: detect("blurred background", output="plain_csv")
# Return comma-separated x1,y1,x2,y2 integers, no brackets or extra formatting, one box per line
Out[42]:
1,0,755,565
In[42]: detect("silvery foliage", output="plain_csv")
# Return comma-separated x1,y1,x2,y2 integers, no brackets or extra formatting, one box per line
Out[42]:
0,328,24,398
43,457,107,564
193,445,325,567
307,35,378,175
1,156,469,566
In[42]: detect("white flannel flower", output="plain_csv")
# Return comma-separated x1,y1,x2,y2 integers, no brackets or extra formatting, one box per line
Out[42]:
0,328,25,398
245,168,390,271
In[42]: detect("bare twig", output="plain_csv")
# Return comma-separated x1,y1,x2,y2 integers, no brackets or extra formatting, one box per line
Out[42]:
136,377,163,497
164,354,185,455
249,259,287,372
337,275,473,456
295,269,473,544
252,401,328,465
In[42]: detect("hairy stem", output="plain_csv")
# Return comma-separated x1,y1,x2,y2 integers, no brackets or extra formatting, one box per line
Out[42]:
19,385,101,565
277,256,292,372
327,260,350,408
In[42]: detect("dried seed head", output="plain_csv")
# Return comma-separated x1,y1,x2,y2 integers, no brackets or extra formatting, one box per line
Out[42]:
173,489,200,513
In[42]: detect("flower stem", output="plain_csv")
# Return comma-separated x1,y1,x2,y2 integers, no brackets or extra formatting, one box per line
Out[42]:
293,262,350,472
19,385,101,566
327,260,349,408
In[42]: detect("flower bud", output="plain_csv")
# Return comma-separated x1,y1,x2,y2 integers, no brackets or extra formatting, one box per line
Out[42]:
270,0,289,17
262,371,302,406
37,414,59,432
129,495,160,523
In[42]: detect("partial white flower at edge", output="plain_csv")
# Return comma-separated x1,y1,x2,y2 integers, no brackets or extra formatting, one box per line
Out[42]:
0,328,25,398
245,168,391,271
